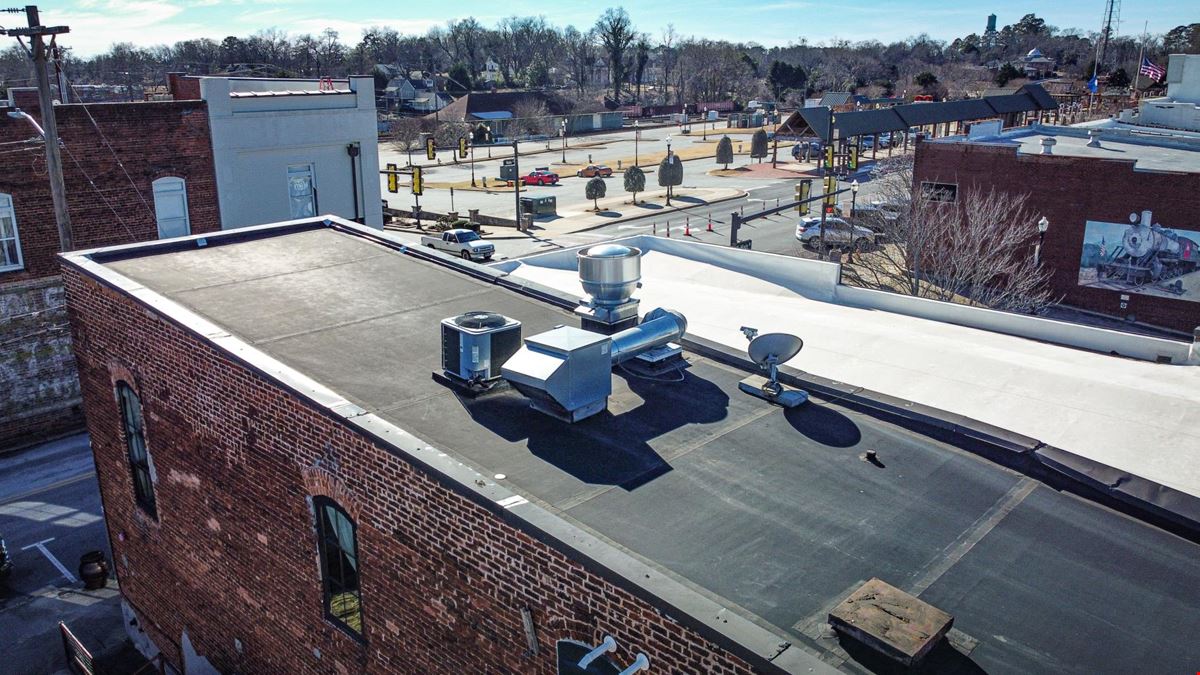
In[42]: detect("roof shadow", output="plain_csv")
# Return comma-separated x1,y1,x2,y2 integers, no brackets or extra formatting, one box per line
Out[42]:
459,368,730,490
783,403,863,448
836,634,987,675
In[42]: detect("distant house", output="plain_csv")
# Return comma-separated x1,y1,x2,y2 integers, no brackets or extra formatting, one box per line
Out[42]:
481,58,501,85
817,92,870,111
1021,48,1056,80
383,76,447,112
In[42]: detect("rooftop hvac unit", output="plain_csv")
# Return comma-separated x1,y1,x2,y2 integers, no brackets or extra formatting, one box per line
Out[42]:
440,312,522,386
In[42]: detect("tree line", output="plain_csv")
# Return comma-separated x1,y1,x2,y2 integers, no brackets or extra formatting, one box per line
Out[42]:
0,10,1195,106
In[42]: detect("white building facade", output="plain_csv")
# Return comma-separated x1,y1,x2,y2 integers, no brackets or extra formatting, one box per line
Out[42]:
1126,54,1200,132
200,76,383,229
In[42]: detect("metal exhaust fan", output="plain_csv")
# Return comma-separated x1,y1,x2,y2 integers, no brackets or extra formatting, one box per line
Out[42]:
737,327,808,407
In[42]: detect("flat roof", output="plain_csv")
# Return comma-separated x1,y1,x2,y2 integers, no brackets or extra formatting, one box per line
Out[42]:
931,125,1200,173
86,224,1200,673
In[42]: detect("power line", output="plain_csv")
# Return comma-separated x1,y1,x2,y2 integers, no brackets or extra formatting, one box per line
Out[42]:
58,66,158,222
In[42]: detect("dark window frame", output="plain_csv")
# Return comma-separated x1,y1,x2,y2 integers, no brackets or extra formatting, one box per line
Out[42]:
312,496,365,640
116,382,157,520
920,181,958,203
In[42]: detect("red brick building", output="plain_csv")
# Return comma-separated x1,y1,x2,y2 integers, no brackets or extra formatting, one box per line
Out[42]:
914,126,1200,335
0,94,220,450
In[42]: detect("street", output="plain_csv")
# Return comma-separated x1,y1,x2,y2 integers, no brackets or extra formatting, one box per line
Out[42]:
384,154,892,263
0,435,131,675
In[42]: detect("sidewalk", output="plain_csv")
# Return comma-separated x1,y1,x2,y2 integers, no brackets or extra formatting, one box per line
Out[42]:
387,186,746,240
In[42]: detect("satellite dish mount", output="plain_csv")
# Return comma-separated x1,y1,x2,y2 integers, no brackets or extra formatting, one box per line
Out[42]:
738,329,809,408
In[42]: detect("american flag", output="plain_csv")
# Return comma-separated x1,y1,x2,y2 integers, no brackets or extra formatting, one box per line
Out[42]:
1139,57,1166,80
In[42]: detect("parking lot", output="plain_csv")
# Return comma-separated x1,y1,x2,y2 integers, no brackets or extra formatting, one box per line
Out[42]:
0,435,132,675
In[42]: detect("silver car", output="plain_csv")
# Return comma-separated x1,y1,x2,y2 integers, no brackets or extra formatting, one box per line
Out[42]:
795,217,877,250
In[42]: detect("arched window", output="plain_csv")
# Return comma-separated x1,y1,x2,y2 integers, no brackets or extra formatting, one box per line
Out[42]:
116,382,157,519
151,177,190,239
0,193,24,272
313,496,363,636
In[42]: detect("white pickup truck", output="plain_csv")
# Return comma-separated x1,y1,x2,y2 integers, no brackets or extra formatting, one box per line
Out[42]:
420,229,495,261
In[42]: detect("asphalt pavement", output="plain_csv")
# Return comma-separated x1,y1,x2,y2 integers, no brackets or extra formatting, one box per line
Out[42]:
0,434,133,675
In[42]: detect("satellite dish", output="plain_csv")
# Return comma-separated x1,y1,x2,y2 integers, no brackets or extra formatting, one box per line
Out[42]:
746,333,804,401
748,333,804,367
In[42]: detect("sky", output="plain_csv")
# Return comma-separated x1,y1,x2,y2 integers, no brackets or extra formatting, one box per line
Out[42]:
25,0,1198,57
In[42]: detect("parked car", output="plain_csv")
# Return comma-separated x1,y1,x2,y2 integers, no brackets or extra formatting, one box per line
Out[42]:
576,164,613,178
791,141,823,160
521,170,559,186
859,136,875,149
420,229,495,261
796,217,877,250
852,200,904,224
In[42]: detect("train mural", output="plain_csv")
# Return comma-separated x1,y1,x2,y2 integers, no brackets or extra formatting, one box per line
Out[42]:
1078,210,1200,301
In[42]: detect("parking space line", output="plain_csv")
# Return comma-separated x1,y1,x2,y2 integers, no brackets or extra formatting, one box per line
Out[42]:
0,470,95,506
20,537,78,584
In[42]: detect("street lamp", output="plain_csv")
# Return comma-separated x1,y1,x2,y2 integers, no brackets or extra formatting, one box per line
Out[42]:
702,107,708,140
1035,216,1049,266
634,119,641,168
664,134,674,205
561,117,568,163
850,179,860,217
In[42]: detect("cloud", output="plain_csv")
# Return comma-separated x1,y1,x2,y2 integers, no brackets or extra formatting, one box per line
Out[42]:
286,17,442,38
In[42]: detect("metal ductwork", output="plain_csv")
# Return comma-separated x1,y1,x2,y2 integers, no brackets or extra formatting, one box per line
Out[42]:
502,308,688,423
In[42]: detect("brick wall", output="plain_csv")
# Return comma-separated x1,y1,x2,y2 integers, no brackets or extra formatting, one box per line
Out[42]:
64,263,761,675
914,141,1200,334
0,276,83,450
0,99,221,280
0,100,221,451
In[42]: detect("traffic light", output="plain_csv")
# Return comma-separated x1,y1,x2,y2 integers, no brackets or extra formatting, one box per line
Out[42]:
386,163,398,193
848,146,859,171
823,175,837,206
796,179,812,215
458,136,468,159
425,136,436,161
823,145,834,171
411,166,423,196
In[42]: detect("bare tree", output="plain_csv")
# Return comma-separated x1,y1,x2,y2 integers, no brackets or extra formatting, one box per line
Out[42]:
511,99,554,137
390,118,424,166
561,26,596,96
594,8,636,103
845,159,1055,314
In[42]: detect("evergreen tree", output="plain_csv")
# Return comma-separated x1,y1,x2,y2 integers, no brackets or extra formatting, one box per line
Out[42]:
658,154,684,205
750,129,769,162
716,136,734,169
586,176,607,211
624,166,646,205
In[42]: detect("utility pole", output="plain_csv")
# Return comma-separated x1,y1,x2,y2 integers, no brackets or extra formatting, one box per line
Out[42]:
3,6,72,251
512,139,521,231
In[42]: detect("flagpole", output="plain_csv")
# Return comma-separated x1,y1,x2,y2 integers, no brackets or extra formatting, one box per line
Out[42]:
1133,21,1148,101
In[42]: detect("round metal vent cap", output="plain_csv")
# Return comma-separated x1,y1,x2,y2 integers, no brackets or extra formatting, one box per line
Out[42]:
454,312,507,329
582,243,637,258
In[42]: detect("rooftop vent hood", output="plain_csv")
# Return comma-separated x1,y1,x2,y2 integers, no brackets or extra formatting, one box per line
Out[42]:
502,309,687,423
575,243,642,334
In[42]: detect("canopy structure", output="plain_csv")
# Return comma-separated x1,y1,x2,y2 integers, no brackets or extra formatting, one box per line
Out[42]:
778,84,1058,142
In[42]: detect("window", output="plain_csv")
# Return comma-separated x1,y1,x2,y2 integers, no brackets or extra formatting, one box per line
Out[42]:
116,383,157,519
151,177,190,239
313,497,363,636
920,181,958,203
287,164,316,219
0,193,24,272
